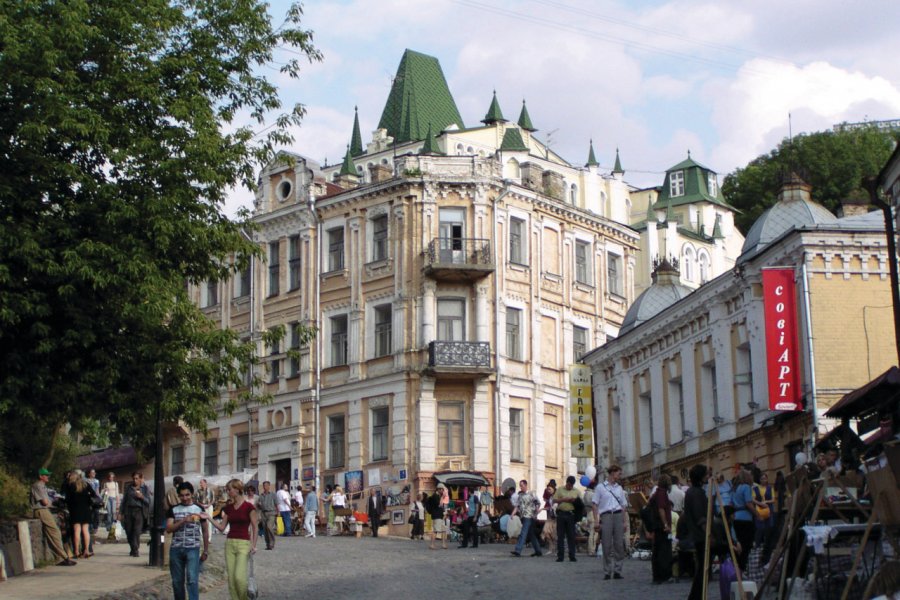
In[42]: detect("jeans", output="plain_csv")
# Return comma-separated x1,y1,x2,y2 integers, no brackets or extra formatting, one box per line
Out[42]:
514,517,542,555
279,511,292,536
106,497,118,529
224,539,250,600
169,545,201,600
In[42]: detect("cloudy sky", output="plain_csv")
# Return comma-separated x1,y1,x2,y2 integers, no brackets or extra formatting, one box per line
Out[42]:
226,0,900,215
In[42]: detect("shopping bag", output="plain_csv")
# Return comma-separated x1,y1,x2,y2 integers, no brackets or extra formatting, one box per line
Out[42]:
507,516,522,538
719,558,738,600
275,516,284,536
247,554,259,600
114,522,127,541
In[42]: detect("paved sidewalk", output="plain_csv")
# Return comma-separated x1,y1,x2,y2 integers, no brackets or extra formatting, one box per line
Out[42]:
1,535,168,600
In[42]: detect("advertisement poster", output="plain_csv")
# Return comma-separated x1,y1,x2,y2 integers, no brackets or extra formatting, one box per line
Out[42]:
762,267,803,411
569,364,594,458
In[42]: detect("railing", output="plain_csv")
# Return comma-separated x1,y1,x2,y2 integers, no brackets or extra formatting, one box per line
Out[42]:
425,237,492,267
428,341,491,368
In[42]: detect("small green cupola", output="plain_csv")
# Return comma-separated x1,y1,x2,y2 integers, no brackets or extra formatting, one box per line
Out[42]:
420,122,443,155
482,90,507,125
339,144,356,176
585,139,599,167
612,148,624,175
517,100,536,132
350,106,364,158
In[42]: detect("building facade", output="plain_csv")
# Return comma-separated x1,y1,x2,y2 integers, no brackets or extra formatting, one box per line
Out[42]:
584,175,897,481
164,50,639,525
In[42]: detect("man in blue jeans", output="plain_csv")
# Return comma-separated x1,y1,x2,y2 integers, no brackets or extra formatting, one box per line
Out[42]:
166,482,209,600
510,479,543,557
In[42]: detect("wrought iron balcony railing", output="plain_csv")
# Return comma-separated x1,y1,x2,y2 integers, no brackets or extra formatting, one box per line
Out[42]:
428,341,491,369
424,237,493,275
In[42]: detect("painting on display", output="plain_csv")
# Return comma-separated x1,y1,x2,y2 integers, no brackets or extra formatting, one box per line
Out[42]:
344,470,364,494
391,509,405,526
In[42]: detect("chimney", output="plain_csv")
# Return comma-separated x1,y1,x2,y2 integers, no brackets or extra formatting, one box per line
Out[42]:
369,163,393,183
838,189,871,217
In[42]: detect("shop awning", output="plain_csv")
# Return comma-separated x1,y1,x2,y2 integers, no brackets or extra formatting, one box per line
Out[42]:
825,366,900,420
76,446,139,471
434,471,490,488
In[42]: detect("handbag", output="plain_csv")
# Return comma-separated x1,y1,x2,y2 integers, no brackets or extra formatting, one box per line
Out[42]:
90,488,105,509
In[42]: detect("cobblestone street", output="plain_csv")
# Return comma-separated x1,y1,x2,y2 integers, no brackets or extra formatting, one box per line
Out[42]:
204,533,695,599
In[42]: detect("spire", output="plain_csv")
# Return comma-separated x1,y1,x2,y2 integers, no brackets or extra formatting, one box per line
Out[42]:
585,139,599,167
339,144,356,176
482,90,506,125
612,148,624,175
420,122,442,155
712,213,724,239
517,99,536,132
350,106,364,157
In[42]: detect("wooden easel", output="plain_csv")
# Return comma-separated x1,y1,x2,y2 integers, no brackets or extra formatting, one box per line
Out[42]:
701,473,744,600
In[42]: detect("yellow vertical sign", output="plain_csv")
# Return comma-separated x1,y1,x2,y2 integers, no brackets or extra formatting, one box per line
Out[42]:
569,364,593,458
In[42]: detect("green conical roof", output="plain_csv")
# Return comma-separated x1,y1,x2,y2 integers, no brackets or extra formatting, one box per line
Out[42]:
377,49,464,144
499,127,528,151
350,106,364,157
482,91,506,125
517,100,535,132
339,145,356,176
420,123,443,155
612,148,624,174
585,139,598,167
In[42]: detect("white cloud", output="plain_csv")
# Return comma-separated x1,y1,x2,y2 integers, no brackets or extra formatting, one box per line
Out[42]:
709,59,900,173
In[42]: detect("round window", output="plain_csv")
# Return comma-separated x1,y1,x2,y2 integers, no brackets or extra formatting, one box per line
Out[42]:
277,180,292,201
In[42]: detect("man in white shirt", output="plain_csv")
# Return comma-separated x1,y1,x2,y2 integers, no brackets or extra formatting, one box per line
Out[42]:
293,487,304,509
592,465,628,580
669,475,686,514
276,483,292,537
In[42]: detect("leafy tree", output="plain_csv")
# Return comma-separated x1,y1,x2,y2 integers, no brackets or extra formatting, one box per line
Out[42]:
0,0,320,479
723,126,900,233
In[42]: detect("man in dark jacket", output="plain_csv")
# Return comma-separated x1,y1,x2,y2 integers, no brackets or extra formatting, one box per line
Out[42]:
367,488,386,537
119,471,152,557
684,464,710,600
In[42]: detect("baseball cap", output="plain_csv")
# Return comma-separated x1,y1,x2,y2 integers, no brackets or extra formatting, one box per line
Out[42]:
39,468,51,476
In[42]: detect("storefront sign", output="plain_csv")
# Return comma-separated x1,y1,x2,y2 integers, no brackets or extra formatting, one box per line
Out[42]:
569,364,594,458
762,268,803,411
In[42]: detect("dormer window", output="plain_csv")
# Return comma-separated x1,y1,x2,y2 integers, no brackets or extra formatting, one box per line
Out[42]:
708,173,718,197
670,170,685,197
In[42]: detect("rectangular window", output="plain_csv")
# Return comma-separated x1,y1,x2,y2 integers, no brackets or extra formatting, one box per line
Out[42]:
204,280,218,307
371,407,389,462
328,415,345,469
328,227,344,272
288,322,301,377
371,215,388,262
509,217,526,265
171,446,184,475
607,253,622,296
330,315,348,366
573,326,588,362
269,337,280,383
639,392,652,455
288,235,301,291
374,304,392,358
575,240,591,284
506,308,522,360
670,170,685,197
235,434,249,471
236,265,251,298
203,439,218,476
437,298,465,341
268,241,280,297
670,378,685,440
438,402,465,455
510,408,523,463
708,173,718,197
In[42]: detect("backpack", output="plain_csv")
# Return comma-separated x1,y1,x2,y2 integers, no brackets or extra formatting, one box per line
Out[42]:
640,497,660,532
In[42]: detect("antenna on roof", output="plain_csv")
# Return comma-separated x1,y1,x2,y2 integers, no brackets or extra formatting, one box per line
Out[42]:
544,128,559,159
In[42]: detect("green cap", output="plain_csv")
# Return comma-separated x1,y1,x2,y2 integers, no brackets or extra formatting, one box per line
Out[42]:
39,468,51,476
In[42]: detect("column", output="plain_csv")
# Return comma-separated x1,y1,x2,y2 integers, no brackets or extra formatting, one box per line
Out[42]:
475,284,489,342
418,379,437,468
422,281,435,347
472,381,491,471
348,398,362,471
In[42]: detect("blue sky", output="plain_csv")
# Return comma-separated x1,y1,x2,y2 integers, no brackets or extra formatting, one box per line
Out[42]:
226,0,900,214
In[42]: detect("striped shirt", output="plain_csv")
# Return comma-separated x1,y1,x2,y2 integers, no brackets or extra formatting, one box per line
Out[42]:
167,503,204,549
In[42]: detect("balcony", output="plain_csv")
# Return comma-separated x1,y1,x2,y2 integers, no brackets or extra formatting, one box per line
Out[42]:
425,341,492,379
424,237,494,281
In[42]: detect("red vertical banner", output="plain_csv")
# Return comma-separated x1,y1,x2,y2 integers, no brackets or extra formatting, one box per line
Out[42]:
762,268,803,411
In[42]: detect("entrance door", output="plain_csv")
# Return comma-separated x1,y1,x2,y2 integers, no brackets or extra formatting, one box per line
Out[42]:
274,458,291,490
439,208,465,263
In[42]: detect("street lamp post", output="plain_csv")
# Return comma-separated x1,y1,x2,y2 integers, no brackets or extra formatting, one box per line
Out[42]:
866,177,900,366
148,403,165,568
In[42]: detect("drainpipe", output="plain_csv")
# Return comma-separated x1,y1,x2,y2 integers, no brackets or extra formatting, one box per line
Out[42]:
240,227,256,477
307,170,322,491
866,177,900,366
801,258,818,454
492,185,512,490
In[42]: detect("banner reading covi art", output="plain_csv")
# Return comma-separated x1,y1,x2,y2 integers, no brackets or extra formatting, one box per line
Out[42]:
762,268,803,411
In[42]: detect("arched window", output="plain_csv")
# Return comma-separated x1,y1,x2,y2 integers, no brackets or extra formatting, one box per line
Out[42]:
682,245,695,282
569,183,578,205
698,251,710,283
505,158,520,179
456,143,464,156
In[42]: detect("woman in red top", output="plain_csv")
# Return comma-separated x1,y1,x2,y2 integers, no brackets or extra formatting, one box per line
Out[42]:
211,479,258,600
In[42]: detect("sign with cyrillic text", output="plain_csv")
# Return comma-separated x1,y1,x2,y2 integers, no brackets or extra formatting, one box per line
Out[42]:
569,364,594,458
762,268,803,411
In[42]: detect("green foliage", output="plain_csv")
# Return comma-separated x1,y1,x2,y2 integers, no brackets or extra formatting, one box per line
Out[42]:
723,127,900,233
0,463,31,520
0,1,321,468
